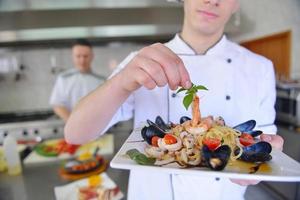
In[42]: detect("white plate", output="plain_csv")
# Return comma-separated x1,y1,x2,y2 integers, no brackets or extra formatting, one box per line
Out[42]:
110,128,300,182
54,173,123,200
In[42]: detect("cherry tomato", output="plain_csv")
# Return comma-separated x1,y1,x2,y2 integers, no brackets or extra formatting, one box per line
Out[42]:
239,133,255,147
66,144,79,154
151,136,160,147
164,134,177,145
203,138,221,151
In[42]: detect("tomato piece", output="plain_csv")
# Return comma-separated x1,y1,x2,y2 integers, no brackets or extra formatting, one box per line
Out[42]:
203,138,221,151
44,146,52,152
239,133,255,146
164,134,177,145
151,136,160,147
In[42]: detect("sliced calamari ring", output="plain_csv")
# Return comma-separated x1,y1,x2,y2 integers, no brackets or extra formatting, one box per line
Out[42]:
157,135,182,152
145,146,165,159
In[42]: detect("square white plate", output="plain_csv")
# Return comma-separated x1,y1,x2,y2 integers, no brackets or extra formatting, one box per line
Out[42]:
111,128,300,182
54,173,123,200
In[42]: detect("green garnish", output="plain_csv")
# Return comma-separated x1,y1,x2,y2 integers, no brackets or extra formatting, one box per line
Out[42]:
176,83,208,110
126,149,156,165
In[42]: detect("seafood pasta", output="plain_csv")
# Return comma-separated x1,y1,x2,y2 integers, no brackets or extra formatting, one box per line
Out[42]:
134,94,272,171
197,125,243,161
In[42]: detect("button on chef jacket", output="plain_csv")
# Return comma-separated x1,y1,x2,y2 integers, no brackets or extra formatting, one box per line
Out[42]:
105,34,277,200
50,68,104,111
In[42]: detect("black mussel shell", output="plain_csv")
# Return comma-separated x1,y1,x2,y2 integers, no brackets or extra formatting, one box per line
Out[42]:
180,116,191,124
141,125,166,145
233,120,256,132
146,119,155,126
202,145,231,171
239,141,272,163
246,130,263,137
155,116,171,131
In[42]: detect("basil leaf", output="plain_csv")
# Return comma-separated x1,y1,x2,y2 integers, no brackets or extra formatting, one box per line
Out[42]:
176,83,208,110
126,149,141,159
176,87,186,94
196,85,208,91
126,149,155,165
134,154,156,165
183,93,194,110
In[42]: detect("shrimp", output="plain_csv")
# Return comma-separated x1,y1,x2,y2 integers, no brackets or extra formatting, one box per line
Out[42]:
183,97,213,135
184,122,209,135
191,95,201,127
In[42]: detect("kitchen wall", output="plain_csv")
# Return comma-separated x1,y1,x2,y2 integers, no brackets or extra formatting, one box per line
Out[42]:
230,0,300,78
0,0,299,112
0,42,147,112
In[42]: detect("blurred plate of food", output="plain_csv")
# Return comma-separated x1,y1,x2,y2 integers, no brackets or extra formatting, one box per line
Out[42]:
54,173,123,200
24,134,114,165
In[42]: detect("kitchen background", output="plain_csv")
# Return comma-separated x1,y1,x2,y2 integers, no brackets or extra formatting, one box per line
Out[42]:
0,0,299,112
0,0,299,200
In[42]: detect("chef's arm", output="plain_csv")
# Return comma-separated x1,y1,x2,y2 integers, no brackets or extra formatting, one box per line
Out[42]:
53,106,70,122
64,43,191,144
65,74,131,144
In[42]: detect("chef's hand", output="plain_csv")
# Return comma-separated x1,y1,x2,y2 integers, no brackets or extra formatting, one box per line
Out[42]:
230,134,284,186
260,134,284,151
115,43,192,93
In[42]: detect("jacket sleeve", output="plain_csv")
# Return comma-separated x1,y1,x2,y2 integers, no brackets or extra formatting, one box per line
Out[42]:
256,60,277,134
49,76,70,110
100,52,138,134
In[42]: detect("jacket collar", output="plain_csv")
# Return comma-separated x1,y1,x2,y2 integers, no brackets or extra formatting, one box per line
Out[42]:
167,33,228,56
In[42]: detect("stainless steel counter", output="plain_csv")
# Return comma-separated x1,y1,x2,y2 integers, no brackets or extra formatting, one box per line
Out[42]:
262,126,300,200
1,123,300,200
0,129,131,200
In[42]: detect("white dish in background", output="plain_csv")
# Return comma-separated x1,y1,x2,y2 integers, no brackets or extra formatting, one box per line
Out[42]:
24,134,114,165
110,128,300,182
54,173,123,200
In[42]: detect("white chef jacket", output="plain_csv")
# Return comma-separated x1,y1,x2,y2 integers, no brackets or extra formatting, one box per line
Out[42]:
50,68,104,111
105,34,277,200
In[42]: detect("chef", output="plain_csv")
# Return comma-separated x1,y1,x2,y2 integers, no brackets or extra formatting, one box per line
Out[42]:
65,0,284,199
49,39,104,122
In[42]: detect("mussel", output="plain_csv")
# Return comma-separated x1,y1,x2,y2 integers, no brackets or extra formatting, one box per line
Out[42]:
239,141,272,163
146,119,156,127
202,145,231,171
155,116,171,131
233,120,263,137
141,125,166,145
146,116,171,132
233,120,256,132
246,130,263,137
180,116,191,124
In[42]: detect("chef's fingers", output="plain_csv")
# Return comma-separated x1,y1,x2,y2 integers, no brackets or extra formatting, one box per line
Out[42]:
230,179,260,186
134,67,157,90
150,44,183,90
135,54,168,87
139,43,187,90
260,134,284,151
151,43,192,89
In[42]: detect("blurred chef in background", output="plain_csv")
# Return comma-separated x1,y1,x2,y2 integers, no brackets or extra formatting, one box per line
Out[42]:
50,39,104,122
